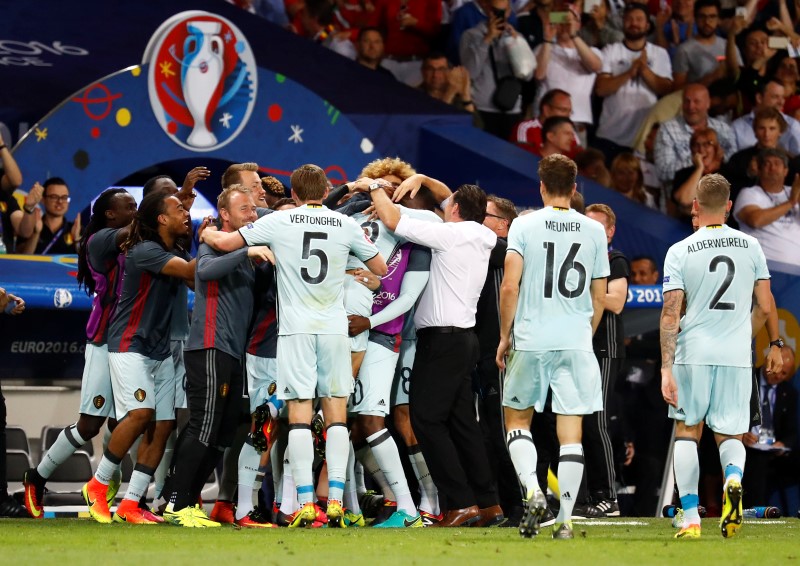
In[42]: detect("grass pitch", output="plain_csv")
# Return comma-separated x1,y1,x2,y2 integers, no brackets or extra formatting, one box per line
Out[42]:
2,518,799,565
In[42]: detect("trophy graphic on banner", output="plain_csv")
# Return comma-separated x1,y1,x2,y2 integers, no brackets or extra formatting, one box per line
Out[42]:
182,21,224,148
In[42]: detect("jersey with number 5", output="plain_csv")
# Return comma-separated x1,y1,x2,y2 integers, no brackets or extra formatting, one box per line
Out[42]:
507,206,610,352
663,225,769,367
239,204,380,336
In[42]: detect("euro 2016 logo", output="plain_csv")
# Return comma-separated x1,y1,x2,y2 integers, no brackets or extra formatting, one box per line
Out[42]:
145,11,257,151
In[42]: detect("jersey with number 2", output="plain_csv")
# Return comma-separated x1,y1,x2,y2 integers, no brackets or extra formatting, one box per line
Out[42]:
239,204,379,336
507,206,610,352
663,225,769,367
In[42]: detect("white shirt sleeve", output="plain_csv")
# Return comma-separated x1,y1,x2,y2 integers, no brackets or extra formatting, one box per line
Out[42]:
239,213,276,246
394,215,455,251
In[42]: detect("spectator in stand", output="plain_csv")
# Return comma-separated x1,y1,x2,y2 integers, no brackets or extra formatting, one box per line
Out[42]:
579,0,623,49
609,153,658,208
355,27,396,77
672,0,741,90
533,6,602,148
733,148,800,265
260,176,288,208
672,127,725,219
334,0,378,38
722,107,799,202
292,0,357,57
595,4,673,161
515,0,550,111
513,89,580,156
575,148,612,187
730,23,774,112
538,117,579,158
374,0,442,86
743,346,798,508
654,0,697,56
447,0,520,63
19,177,83,255
769,52,800,111
732,79,800,155
461,0,536,139
654,83,737,185
417,52,476,112
0,134,24,253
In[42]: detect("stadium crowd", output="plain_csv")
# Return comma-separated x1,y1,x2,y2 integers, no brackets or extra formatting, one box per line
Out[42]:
0,0,798,539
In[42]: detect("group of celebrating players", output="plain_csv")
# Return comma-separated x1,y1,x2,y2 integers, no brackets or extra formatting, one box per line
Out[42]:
19,153,782,540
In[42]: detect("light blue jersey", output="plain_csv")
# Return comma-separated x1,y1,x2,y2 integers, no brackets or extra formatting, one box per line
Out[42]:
663,224,770,367
507,206,610,352
346,206,441,271
239,204,379,336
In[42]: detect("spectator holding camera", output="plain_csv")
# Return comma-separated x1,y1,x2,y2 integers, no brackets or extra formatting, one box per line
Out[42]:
533,5,601,146
417,51,476,112
461,0,536,139
578,0,622,49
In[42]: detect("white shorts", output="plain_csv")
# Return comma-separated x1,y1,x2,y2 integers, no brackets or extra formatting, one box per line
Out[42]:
391,338,415,407
503,349,603,415
276,334,354,400
344,276,372,353
246,352,279,414
669,364,752,435
109,352,176,421
78,343,115,418
171,340,187,410
349,340,399,416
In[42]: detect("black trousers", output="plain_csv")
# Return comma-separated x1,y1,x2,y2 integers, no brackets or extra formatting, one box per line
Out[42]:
410,328,497,510
0,381,6,496
167,349,242,509
582,357,621,500
475,354,523,515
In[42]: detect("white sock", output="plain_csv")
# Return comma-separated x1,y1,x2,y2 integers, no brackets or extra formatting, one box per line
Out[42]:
94,452,121,485
344,441,361,514
408,445,439,515
288,427,315,505
674,438,701,523
555,444,583,524
37,424,88,479
279,446,299,515
124,465,153,503
236,440,261,520
101,427,121,484
718,438,746,486
355,443,396,501
271,440,283,507
326,423,349,503
507,429,539,496
153,429,175,500
355,461,367,496
367,429,415,515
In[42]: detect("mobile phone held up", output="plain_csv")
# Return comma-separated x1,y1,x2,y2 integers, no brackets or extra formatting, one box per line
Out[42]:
549,11,569,24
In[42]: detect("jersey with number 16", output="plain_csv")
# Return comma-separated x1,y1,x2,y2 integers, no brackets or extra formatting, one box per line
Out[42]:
239,204,380,336
507,206,610,352
663,224,769,367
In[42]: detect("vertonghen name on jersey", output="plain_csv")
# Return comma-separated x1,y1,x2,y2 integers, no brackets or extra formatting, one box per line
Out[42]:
289,213,343,227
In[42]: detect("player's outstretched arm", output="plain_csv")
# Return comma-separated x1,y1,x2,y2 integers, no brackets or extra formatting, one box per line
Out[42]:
201,226,247,252
364,253,387,277
496,252,523,370
370,183,401,232
660,289,684,408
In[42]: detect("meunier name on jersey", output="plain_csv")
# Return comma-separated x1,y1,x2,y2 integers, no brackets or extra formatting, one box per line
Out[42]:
686,236,749,253
545,220,581,232
289,213,342,227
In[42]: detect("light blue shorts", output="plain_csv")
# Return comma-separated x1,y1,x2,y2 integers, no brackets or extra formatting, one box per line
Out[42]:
669,364,752,435
276,334,353,400
171,340,187,410
349,340,399,417
503,349,602,415
391,338,415,407
78,343,115,418
108,352,175,421
245,352,279,414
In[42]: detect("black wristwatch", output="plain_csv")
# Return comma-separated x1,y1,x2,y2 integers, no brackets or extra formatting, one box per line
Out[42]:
770,338,785,348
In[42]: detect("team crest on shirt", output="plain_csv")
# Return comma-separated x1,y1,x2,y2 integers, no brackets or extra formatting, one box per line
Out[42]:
134,389,147,402
93,395,105,409
267,382,276,396
244,223,254,230
220,383,229,397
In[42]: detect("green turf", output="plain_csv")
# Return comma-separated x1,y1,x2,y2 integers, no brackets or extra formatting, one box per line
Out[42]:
2,518,799,565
